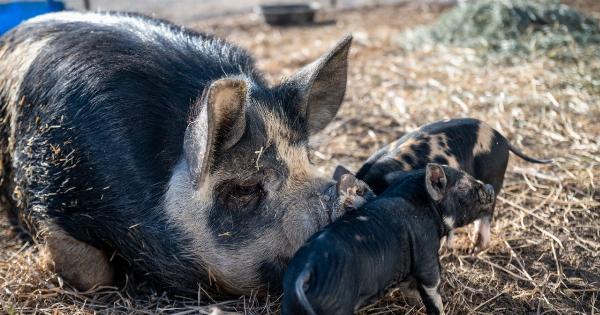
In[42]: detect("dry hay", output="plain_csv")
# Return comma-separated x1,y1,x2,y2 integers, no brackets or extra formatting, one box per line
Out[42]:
1,1,599,314
401,0,600,59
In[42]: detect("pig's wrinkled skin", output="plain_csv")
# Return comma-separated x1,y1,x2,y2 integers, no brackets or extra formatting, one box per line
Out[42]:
0,11,359,294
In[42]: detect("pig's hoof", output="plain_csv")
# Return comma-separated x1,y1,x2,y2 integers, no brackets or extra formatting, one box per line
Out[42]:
42,227,114,290
470,234,490,254
469,239,487,255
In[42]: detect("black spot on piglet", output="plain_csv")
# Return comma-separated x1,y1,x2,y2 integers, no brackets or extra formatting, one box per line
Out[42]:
410,142,431,168
433,155,449,165
401,154,414,167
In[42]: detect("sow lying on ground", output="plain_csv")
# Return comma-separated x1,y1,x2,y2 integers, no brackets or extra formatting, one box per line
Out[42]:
0,11,365,293
283,164,496,315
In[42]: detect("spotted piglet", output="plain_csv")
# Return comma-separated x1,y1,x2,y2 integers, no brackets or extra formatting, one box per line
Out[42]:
335,118,552,250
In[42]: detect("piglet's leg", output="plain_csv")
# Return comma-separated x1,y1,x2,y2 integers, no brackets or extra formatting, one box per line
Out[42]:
417,280,444,315
415,263,444,315
472,216,491,251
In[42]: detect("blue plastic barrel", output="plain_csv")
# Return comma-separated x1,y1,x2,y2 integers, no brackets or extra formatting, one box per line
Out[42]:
0,1,65,34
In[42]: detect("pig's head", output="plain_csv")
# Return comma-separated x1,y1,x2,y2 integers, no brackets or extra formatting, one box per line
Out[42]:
164,36,364,293
425,163,495,230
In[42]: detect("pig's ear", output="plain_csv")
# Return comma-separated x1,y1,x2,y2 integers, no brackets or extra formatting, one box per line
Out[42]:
425,163,447,202
332,165,352,181
184,79,247,186
287,35,352,135
337,174,375,211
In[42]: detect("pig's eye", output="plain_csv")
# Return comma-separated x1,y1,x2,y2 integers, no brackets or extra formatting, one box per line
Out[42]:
222,177,265,211
231,176,263,196
232,182,262,197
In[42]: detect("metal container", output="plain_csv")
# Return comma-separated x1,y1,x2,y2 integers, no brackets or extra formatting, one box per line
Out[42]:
259,3,319,26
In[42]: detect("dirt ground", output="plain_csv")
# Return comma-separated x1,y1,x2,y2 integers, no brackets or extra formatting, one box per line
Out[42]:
1,1,599,314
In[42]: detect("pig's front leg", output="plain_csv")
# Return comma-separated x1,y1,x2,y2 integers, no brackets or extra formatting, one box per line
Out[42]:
417,279,444,315
472,215,491,251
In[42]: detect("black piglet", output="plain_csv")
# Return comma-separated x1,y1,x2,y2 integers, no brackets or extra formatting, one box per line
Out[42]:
283,164,496,315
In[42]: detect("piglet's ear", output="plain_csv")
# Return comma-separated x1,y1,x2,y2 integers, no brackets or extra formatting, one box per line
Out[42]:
287,35,352,135
425,163,447,202
184,79,247,187
332,165,352,181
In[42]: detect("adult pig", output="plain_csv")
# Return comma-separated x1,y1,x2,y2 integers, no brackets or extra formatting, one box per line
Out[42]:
0,12,358,294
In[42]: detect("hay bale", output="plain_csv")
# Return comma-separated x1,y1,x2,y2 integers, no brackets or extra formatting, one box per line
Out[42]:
401,0,600,57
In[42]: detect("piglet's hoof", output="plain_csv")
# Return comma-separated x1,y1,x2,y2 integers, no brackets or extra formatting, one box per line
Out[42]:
470,219,491,253
469,237,489,254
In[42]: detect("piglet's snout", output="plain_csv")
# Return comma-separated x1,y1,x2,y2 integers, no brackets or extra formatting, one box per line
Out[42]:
480,184,495,206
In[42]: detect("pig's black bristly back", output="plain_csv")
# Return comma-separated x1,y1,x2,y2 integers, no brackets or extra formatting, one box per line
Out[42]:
379,168,430,205
356,157,405,194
